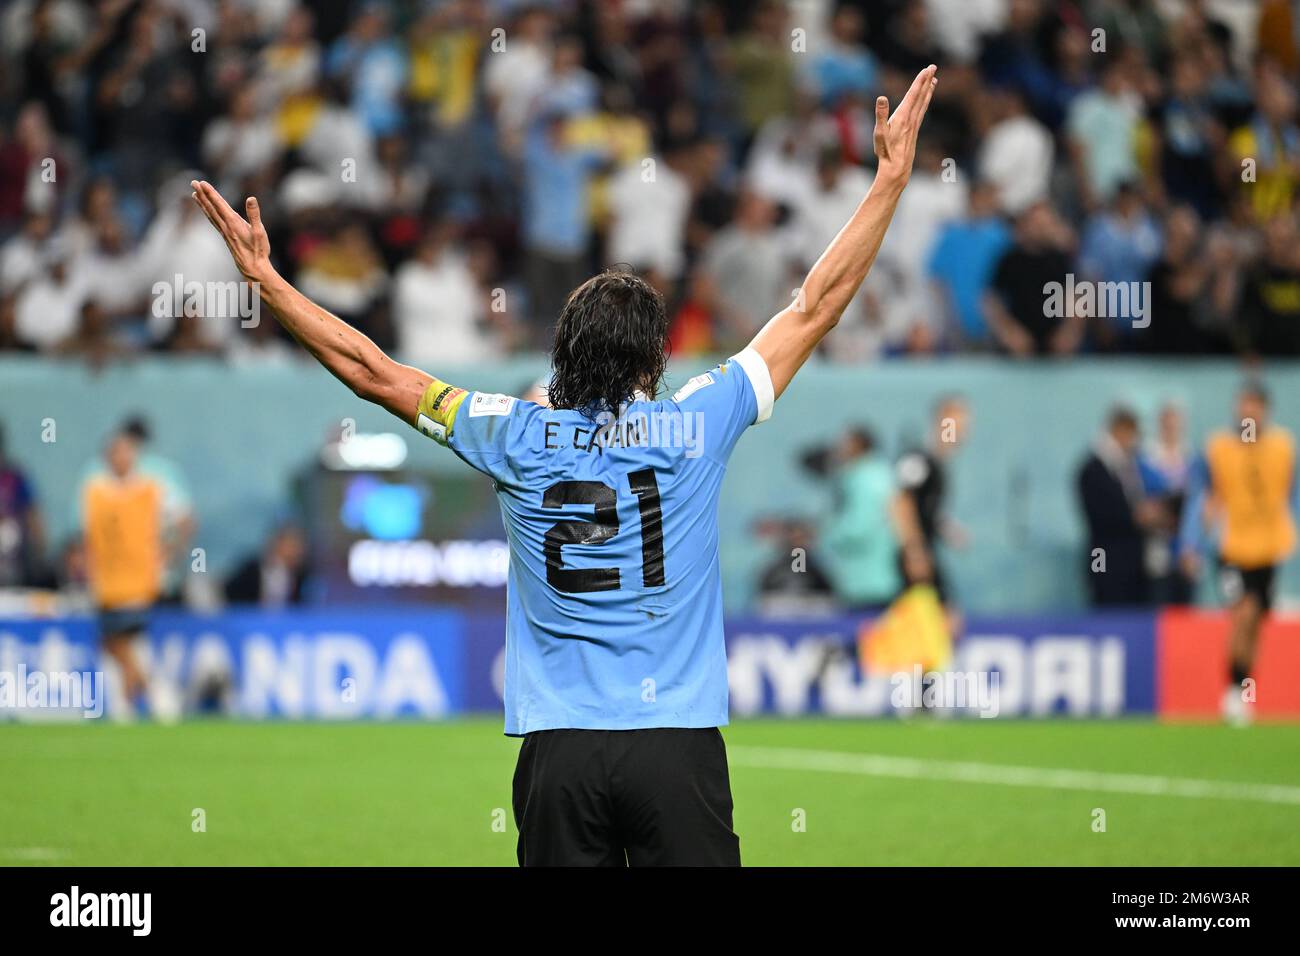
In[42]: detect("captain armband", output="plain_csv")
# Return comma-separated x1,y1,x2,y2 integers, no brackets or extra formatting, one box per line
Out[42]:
413,378,469,446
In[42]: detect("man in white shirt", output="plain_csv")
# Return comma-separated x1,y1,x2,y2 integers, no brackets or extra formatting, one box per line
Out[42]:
606,151,692,280
976,85,1054,215
792,147,874,329
393,224,497,366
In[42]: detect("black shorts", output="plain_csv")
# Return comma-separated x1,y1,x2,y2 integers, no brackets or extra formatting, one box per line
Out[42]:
512,727,740,867
1218,562,1277,611
98,605,151,639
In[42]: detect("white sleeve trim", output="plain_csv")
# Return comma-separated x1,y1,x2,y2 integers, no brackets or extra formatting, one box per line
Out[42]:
730,347,774,424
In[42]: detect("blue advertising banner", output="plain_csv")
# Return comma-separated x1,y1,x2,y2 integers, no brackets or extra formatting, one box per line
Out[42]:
723,613,1156,718
0,609,1156,721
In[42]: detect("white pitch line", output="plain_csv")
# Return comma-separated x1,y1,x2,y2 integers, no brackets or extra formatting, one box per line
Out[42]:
727,746,1300,806
1,847,69,861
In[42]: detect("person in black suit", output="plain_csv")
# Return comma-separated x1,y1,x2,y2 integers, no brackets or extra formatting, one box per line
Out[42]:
1077,407,1163,607
224,524,308,608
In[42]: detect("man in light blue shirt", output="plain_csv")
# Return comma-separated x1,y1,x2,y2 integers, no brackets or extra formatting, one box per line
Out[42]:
191,65,941,866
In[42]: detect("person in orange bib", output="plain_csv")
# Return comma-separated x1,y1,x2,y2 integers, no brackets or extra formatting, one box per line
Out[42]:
1180,382,1297,723
81,431,167,717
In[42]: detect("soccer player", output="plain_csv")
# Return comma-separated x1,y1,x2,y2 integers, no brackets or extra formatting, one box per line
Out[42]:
81,431,171,719
191,65,939,865
1180,383,1296,724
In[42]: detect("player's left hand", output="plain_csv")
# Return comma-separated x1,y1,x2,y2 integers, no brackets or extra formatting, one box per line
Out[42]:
873,64,938,187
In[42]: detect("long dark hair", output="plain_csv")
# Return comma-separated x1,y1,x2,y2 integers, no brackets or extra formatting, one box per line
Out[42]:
546,268,669,418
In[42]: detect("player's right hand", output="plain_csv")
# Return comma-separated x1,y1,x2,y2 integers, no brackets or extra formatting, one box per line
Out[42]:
191,180,273,285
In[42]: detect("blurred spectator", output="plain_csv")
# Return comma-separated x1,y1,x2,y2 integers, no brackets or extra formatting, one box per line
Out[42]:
1077,182,1161,349
1066,57,1143,212
925,0,1006,65
537,33,599,120
0,101,67,229
1142,205,1232,355
0,210,57,296
1141,401,1195,605
521,113,608,341
1227,64,1300,223
324,3,407,138
0,424,46,588
729,2,795,143
61,177,125,259
701,190,788,343
54,300,130,368
754,518,836,617
0,0,1291,369
806,5,877,108
745,91,828,209
1077,406,1164,607
791,146,874,347
225,524,309,608
296,223,390,346
13,239,84,351
668,270,722,356
254,5,323,109
482,6,555,146
75,215,148,335
976,85,1053,215
1159,52,1224,221
606,147,691,280
875,139,968,346
299,81,381,207
1238,213,1300,357
407,0,484,132
977,0,1058,111
927,178,1011,347
393,222,497,365
983,203,1081,357
201,86,283,195
1094,0,1168,71
137,173,245,351
875,0,946,77
93,2,187,195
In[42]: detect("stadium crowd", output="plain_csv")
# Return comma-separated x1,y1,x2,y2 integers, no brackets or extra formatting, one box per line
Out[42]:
1,0,1299,365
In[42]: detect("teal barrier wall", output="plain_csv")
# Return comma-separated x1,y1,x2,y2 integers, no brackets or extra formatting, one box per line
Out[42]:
3,355,1297,612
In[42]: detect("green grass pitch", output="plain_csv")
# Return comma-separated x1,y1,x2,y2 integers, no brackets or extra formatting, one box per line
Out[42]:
3,719,1299,865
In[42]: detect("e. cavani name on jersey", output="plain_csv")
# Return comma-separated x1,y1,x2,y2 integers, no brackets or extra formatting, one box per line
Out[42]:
410,347,775,735
542,403,704,458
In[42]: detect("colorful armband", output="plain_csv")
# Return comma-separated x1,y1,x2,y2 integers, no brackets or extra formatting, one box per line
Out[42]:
414,378,468,446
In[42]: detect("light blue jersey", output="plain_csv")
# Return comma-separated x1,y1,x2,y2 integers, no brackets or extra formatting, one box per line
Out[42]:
414,350,773,734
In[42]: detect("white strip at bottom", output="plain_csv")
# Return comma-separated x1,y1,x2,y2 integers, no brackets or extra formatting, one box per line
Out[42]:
727,746,1300,806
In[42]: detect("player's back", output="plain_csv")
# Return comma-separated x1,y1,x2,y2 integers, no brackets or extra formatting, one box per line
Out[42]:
420,351,773,734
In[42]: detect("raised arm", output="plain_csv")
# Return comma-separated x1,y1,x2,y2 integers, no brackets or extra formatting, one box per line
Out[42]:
190,180,432,421
749,65,938,399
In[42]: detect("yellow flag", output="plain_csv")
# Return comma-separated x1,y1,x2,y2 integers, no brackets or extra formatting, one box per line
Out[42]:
858,585,952,674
